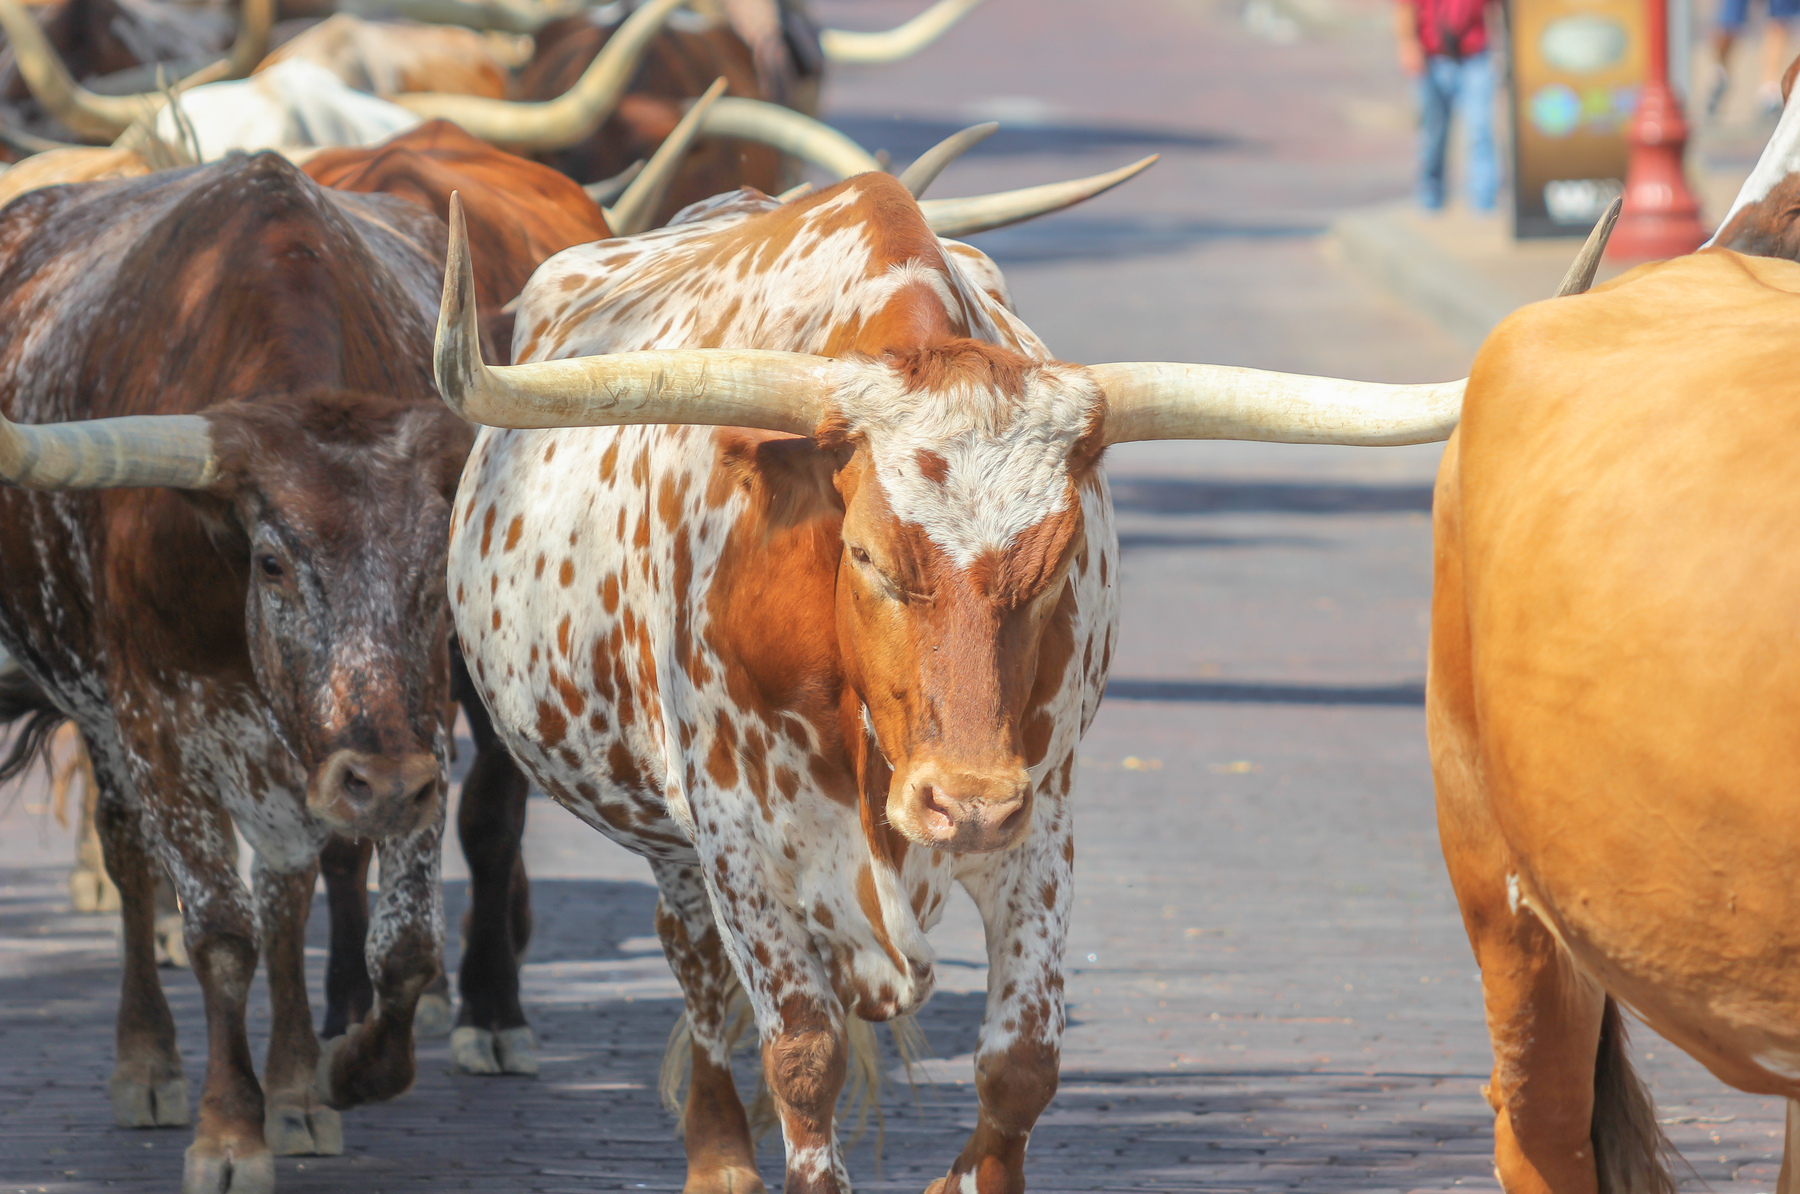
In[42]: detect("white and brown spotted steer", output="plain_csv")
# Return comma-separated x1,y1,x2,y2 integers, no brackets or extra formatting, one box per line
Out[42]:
433,174,1466,1193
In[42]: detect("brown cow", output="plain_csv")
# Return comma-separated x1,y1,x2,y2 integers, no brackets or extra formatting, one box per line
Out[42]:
0,152,470,1194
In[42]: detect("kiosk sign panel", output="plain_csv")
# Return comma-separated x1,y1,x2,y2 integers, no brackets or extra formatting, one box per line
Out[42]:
1511,0,1646,236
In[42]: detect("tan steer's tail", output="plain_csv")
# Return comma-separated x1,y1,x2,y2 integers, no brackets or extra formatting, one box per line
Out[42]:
1591,997,1679,1194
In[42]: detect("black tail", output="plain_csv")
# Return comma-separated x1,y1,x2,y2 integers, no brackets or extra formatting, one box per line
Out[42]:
1591,996,1680,1194
0,659,66,785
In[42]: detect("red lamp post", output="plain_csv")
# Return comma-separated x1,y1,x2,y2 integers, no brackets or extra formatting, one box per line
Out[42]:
1606,0,1709,258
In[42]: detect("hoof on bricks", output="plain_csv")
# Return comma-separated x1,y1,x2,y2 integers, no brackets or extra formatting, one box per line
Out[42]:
495,1025,539,1075
264,1101,344,1156
182,1145,275,1194
69,867,118,913
110,1072,190,1127
413,992,453,1038
449,1025,500,1074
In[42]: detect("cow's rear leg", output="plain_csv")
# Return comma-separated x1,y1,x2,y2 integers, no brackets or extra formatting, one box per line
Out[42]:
93,781,188,1129
927,770,1074,1194
651,860,765,1194
1428,437,1673,1194
449,663,536,1075
255,856,343,1157
316,819,444,1110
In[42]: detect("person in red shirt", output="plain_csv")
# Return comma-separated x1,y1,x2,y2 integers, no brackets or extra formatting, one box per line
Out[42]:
1396,0,1498,211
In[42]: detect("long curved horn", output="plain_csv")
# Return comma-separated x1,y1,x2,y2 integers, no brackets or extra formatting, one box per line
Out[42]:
897,121,996,198
0,407,217,489
820,0,988,63
604,75,726,236
393,0,684,150
918,154,1158,236
437,194,833,434
694,96,882,178
0,0,273,142
1088,363,1463,447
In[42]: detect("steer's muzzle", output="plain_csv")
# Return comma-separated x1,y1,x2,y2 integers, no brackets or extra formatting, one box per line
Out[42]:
887,761,1033,853
306,749,441,838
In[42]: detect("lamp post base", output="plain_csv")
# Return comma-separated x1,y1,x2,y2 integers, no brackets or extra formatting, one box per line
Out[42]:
1607,79,1708,260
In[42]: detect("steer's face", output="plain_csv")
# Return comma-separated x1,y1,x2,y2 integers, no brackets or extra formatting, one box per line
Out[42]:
206,393,473,839
826,344,1101,854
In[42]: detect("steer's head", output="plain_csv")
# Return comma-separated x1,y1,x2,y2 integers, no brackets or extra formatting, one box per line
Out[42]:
820,343,1101,853
203,392,473,838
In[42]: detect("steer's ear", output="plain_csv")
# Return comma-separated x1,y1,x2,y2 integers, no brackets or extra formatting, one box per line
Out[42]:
718,432,844,537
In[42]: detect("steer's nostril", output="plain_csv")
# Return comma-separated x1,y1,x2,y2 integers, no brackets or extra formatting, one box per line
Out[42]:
341,768,373,801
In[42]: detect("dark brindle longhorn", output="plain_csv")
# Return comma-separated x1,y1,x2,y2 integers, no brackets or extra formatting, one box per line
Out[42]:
0,151,470,1194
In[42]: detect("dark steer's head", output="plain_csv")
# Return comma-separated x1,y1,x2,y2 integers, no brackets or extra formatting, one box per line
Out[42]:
208,394,473,838
0,389,471,839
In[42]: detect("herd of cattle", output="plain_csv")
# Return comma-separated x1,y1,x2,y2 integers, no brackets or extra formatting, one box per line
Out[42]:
4,0,1800,1191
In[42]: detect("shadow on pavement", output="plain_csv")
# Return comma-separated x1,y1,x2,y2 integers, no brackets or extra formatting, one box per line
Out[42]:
1103,678,1425,706
829,113,1240,161
1111,477,1435,516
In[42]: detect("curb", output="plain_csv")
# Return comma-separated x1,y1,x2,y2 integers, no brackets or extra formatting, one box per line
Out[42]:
1328,204,1523,348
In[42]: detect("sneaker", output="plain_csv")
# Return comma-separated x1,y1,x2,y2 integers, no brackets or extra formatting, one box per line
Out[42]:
1758,80,1784,115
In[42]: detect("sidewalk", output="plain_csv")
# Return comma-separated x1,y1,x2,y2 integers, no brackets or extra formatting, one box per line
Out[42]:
1329,168,1750,347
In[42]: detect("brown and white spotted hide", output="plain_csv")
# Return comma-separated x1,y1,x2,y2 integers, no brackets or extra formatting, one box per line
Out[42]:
450,173,1120,1193
0,152,469,1187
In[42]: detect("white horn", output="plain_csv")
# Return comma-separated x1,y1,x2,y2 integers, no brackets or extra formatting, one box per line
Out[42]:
0,407,217,489
820,0,988,63
436,193,835,435
1089,363,1463,447
918,154,1157,236
605,75,727,236
0,0,273,142
897,121,996,199
694,96,882,179
394,0,685,151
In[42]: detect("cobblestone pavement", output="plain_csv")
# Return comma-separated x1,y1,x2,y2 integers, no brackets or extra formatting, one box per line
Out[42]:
1,0,1788,1191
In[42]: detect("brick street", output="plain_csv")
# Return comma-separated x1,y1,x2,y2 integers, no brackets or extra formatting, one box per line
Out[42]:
0,0,1786,1190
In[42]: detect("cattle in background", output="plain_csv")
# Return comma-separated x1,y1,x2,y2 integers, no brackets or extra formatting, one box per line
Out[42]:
430,165,1467,1190
0,152,474,1194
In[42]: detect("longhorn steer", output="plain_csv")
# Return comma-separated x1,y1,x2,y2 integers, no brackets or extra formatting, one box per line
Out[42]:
0,152,468,1194
1423,80,1800,1194
435,171,1465,1192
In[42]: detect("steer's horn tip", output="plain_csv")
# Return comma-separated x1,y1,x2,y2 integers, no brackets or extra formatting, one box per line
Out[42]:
435,191,484,420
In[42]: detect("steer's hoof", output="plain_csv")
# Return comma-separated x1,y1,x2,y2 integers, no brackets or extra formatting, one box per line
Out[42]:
264,1099,344,1156
110,1072,190,1128
183,1143,275,1194
495,1025,539,1076
449,1025,499,1075
413,992,453,1038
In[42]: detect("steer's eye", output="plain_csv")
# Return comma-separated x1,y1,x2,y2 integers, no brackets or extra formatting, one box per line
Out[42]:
849,546,871,565
257,554,284,579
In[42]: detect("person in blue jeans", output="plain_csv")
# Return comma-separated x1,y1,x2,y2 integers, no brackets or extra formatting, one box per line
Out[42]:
1706,0,1800,115
1396,0,1498,212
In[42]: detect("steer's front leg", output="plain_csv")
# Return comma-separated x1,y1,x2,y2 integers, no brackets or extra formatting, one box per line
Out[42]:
254,856,343,1158
930,779,1074,1194
704,860,851,1194
316,818,444,1109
